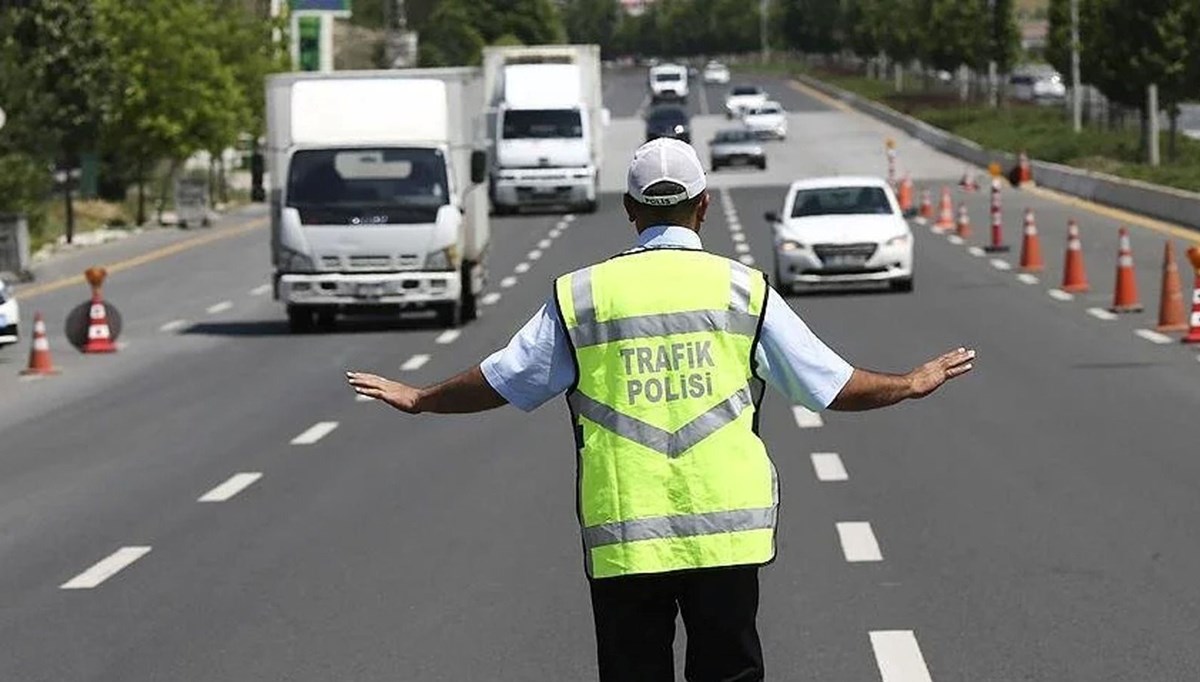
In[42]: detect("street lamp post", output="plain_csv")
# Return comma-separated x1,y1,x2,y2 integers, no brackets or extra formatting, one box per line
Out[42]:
1070,0,1082,133
760,0,770,65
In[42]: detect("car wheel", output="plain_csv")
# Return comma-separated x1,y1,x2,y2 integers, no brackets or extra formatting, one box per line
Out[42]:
712,161,721,172
437,301,463,329
315,309,337,331
286,305,315,334
891,277,914,293
757,159,767,171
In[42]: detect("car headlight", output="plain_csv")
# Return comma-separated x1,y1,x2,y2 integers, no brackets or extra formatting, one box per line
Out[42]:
779,240,805,252
279,246,316,273
424,244,459,271
885,234,911,247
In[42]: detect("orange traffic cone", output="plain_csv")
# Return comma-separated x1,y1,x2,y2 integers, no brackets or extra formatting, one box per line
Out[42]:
83,267,117,353
1109,226,1143,313
1018,208,1044,272
1017,151,1033,186
956,204,972,239
1061,220,1089,293
1182,247,1200,344
20,312,59,376
959,167,979,192
984,178,1010,253
1155,240,1188,332
934,187,955,231
897,175,914,214
919,190,933,220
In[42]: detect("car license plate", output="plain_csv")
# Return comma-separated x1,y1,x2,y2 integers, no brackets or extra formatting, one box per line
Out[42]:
356,283,385,298
826,255,867,268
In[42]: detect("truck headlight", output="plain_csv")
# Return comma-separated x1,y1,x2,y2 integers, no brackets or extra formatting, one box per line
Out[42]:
424,245,459,271
279,246,316,273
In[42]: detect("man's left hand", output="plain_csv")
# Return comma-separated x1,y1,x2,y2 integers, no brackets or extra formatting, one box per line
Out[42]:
347,372,422,413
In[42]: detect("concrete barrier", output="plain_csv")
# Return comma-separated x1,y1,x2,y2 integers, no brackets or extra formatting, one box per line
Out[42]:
796,74,1200,232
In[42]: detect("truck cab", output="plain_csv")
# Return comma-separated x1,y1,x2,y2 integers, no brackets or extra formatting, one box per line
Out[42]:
649,64,689,103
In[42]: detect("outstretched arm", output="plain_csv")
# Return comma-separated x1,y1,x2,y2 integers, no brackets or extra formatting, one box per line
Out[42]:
346,366,508,415
828,347,975,412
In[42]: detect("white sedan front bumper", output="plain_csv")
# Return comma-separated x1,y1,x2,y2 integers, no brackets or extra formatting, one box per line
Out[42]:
774,240,913,289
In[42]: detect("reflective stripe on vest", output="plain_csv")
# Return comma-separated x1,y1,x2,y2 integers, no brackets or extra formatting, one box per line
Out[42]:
555,249,776,579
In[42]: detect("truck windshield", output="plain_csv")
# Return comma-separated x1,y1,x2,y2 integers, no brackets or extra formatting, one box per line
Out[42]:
502,110,583,140
654,72,683,82
286,147,448,225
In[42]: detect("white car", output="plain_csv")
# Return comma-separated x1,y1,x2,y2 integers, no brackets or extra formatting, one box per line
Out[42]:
703,62,730,84
742,101,787,140
649,64,689,102
767,177,914,293
725,84,767,119
0,279,20,347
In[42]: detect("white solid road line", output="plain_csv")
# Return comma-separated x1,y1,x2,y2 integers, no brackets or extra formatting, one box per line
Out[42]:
290,421,339,445
206,300,233,314
435,329,461,344
61,546,152,590
967,246,985,257
400,354,431,371
249,284,271,296
1048,289,1075,301
1087,307,1118,321
528,249,543,261
738,255,756,266
791,406,824,428
514,262,531,274
538,238,552,249
1135,329,1173,345
870,631,935,682
159,319,189,333
500,276,518,288
947,235,965,245
836,521,883,562
481,292,502,306
198,472,262,502
1017,273,1039,284
810,453,848,481
990,259,1012,271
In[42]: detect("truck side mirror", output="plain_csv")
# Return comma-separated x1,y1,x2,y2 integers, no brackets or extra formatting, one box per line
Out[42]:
470,150,488,185
764,211,779,223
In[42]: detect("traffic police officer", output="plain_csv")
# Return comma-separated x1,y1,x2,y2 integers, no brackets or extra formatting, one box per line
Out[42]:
348,138,975,682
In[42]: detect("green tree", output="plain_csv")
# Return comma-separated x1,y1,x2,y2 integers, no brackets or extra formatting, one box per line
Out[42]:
418,0,486,66
987,0,1020,73
563,0,619,51
921,0,989,72
779,0,844,54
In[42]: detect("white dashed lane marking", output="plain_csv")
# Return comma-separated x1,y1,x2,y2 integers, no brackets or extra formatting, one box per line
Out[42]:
731,232,746,243
514,262,531,274
249,284,271,296
61,546,152,590
435,329,461,344
967,246,985,257
549,228,562,238
990,259,1012,271
400,354,431,371
564,214,576,223
947,235,965,245
500,276,518,288
836,522,883,562
1087,307,1118,321
1048,289,1074,301
735,243,751,254
791,406,824,428
159,319,188,333
198,472,262,502
1135,329,1173,344
206,301,233,314
738,255,755,266
538,239,552,249
1017,273,1039,284
528,250,543,261
810,453,848,481
355,394,374,402
290,421,339,445
870,631,934,682
481,292,502,306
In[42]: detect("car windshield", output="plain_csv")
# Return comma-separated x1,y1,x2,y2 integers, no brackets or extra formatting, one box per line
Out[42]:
286,147,448,225
502,109,583,139
715,130,752,143
731,86,760,96
790,186,893,217
648,108,687,124
760,105,781,114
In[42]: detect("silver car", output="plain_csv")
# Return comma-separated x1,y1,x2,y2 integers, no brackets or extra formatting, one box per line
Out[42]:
709,128,766,172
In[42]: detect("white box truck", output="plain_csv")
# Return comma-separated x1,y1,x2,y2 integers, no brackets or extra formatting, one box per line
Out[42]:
265,69,489,331
483,45,608,215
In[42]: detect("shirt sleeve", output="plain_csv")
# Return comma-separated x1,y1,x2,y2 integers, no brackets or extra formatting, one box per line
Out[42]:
753,287,854,411
480,296,576,412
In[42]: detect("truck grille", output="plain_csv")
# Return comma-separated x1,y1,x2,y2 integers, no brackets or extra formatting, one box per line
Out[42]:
318,254,422,271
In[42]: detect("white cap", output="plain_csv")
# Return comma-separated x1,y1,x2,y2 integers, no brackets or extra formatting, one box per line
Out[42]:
626,138,707,206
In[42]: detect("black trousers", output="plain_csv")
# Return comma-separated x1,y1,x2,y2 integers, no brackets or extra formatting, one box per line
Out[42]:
588,565,764,682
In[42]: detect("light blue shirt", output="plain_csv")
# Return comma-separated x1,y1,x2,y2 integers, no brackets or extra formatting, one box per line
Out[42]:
481,225,855,412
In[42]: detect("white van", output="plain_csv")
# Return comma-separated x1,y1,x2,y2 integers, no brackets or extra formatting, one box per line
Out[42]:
649,64,689,103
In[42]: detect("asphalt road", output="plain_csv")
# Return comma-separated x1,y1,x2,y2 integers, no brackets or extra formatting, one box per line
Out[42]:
2,69,1200,681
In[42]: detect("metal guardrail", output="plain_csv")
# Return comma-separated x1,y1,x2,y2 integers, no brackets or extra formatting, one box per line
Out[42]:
0,213,32,282
795,74,1200,233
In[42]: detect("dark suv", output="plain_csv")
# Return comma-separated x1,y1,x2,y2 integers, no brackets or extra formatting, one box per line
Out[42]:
645,106,691,144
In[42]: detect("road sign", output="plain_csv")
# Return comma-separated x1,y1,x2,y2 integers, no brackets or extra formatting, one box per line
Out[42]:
290,0,350,17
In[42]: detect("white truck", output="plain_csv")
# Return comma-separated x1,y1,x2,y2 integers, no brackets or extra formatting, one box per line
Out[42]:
265,69,489,331
649,63,689,103
483,45,607,215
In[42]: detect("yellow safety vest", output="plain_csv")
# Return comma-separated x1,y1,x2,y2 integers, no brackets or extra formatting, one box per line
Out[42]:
554,247,777,579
